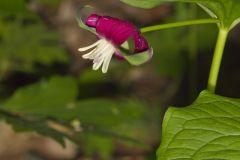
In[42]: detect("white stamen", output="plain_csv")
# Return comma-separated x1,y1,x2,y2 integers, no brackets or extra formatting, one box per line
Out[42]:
78,40,102,52
78,39,116,73
93,41,111,63
102,48,114,73
82,48,97,59
93,58,105,70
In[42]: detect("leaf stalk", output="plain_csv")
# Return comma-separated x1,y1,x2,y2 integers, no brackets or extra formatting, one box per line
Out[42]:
207,28,228,92
140,19,219,33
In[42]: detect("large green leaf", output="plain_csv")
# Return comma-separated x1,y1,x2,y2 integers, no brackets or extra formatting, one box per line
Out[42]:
157,91,240,159
2,75,147,129
1,76,149,148
3,76,145,126
121,0,240,29
3,76,78,114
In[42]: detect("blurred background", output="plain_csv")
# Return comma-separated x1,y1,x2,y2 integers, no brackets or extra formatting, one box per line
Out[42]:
0,0,239,159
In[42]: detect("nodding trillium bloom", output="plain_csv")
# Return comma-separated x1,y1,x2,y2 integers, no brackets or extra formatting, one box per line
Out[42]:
77,13,153,73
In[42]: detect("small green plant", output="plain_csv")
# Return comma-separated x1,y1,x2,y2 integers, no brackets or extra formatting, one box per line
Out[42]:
121,0,240,159
1,0,240,159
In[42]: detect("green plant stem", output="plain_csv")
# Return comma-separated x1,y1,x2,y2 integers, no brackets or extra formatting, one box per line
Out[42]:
207,28,228,92
141,19,219,33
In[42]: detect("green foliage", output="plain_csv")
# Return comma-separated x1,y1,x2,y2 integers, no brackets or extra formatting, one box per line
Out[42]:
76,7,97,35
0,15,68,73
0,0,164,159
122,1,239,159
3,76,78,117
3,76,145,125
120,47,153,66
121,0,240,29
1,76,154,157
78,69,110,84
0,76,78,145
2,0,237,159
120,0,162,9
157,91,240,159
0,0,67,75
83,133,114,159
0,110,67,146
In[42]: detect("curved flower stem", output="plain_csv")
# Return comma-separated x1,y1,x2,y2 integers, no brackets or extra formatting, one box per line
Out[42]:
140,19,219,33
207,28,228,92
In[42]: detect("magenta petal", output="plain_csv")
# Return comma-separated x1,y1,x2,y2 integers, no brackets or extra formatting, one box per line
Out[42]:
134,35,149,53
114,51,125,60
85,14,100,27
95,16,139,46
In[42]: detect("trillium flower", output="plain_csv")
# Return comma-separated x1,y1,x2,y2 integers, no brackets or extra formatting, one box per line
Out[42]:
77,12,153,73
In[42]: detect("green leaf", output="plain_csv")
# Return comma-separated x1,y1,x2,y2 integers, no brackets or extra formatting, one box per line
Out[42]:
121,38,135,53
0,110,67,146
123,49,153,66
82,133,113,159
1,75,155,151
3,76,146,126
74,99,146,127
197,0,240,29
120,43,153,66
3,76,78,116
119,37,153,66
75,6,97,35
157,90,240,159
120,0,162,9
121,0,240,29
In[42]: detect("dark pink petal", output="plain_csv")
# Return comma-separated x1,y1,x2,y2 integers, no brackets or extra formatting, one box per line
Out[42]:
95,16,139,46
133,35,149,52
114,50,125,60
85,14,100,27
